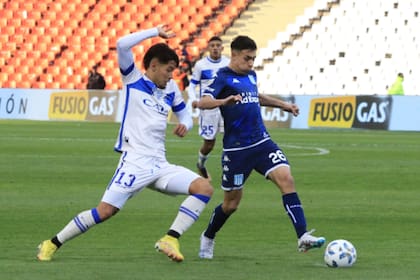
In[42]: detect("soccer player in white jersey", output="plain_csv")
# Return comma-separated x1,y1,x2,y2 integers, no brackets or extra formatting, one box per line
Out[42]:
187,36,230,179
37,25,213,263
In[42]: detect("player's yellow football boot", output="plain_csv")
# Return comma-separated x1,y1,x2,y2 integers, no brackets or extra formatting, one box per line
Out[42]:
155,235,184,262
37,240,58,261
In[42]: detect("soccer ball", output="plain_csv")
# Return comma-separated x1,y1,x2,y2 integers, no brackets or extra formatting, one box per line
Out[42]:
324,239,357,268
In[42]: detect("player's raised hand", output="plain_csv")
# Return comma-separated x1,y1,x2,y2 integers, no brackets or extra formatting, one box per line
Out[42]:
156,24,175,39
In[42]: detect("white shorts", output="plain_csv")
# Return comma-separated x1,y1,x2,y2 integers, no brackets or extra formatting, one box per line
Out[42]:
198,108,224,140
101,151,200,209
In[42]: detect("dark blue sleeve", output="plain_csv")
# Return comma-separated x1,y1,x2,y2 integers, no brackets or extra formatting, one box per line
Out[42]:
203,73,225,99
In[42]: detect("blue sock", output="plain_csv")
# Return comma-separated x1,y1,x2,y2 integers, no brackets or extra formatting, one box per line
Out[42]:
204,204,230,239
283,192,307,238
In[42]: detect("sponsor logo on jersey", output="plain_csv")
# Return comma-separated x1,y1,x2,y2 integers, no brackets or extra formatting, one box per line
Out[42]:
241,91,259,104
143,98,169,116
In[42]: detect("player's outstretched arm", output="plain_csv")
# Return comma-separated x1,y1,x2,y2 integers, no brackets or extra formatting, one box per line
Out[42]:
259,93,299,116
116,24,174,71
194,95,242,109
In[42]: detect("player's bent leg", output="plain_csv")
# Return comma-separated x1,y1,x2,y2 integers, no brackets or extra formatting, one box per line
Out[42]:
155,174,213,262
268,166,325,251
199,190,242,259
37,203,118,261
188,177,214,197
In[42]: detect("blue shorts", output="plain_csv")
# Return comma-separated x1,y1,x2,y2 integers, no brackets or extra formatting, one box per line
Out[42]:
221,139,290,191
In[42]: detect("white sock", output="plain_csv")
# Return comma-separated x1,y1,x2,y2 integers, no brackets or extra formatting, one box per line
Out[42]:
198,151,208,167
56,208,101,244
169,195,208,235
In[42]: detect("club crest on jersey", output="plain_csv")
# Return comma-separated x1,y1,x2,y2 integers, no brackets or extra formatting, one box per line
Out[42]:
248,74,256,85
154,88,164,99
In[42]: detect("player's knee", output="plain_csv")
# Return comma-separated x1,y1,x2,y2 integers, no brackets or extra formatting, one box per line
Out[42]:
97,203,119,221
190,177,214,197
270,168,296,191
278,174,296,193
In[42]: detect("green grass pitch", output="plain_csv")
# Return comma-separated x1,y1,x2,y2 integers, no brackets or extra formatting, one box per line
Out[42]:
1,120,419,280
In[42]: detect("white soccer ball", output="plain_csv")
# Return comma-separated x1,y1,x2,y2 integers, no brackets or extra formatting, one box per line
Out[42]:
324,239,357,268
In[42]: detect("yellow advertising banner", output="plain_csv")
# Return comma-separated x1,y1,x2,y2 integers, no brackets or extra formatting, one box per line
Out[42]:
49,91,88,121
48,90,119,121
308,96,356,128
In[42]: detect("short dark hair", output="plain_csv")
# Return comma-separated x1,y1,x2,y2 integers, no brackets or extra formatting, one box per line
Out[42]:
143,43,179,70
208,36,222,43
231,36,257,51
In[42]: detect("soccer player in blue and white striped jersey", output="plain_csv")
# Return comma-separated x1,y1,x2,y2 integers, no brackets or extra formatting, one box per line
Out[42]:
194,35,325,259
37,25,213,263
188,36,230,179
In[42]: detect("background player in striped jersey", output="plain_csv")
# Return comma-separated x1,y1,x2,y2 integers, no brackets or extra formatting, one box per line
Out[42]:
194,35,325,259
187,36,230,179
37,25,213,263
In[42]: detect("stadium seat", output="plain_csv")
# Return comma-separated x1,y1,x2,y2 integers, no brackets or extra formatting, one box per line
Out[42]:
191,13,206,26
201,29,216,41
148,13,162,25
176,0,190,6
190,0,205,7
0,72,8,84
182,6,197,17
198,5,213,17
186,45,200,59
155,4,169,15
209,21,224,34
163,0,176,5
217,13,232,27
206,0,220,9
194,38,208,50
224,5,239,19
4,79,17,88
144,0,159,5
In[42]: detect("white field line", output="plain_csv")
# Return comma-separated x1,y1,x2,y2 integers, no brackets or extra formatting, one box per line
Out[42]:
3,136,330,158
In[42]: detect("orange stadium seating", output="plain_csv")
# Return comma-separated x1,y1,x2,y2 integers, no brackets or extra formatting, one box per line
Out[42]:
0,0,252,90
